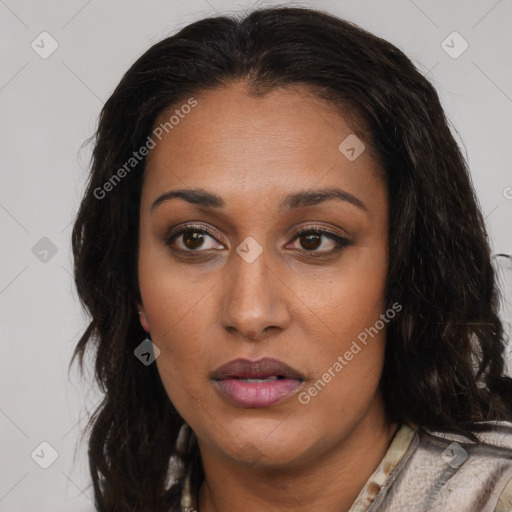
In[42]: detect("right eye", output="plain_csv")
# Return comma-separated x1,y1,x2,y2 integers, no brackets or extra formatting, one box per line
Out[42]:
166,225,225,253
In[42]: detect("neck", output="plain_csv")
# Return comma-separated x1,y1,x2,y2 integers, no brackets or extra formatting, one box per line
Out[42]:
196,393,399,512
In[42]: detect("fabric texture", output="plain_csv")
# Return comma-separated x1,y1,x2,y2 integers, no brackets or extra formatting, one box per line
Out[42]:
354,422,512,511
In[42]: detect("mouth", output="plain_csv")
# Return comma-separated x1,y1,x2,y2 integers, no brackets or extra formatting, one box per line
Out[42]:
210,357,305,408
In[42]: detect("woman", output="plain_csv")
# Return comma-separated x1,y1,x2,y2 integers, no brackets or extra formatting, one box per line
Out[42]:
71,6,512,512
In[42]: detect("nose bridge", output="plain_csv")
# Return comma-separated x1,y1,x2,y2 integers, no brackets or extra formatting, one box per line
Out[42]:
220,239,289,340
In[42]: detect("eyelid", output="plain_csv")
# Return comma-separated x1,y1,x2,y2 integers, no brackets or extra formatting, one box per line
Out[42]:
165,222,224,245
286,226,350,253
292,226,343,239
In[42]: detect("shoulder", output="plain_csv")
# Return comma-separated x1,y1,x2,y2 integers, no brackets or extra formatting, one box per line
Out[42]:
422,420,512,463
370,421,512,511
419,421,512,512
424,422,512,512
424,420,512,452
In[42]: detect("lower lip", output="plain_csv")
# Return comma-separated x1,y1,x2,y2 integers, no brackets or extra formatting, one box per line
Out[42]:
214,378,303,408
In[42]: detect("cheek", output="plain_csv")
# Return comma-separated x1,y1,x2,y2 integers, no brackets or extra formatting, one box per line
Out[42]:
138,270,212,361
294,268,388,428
297,345,385,449
138,240,212,337
138,252,218,405
146,291,215,420
292,247,388,344
292,251,388,411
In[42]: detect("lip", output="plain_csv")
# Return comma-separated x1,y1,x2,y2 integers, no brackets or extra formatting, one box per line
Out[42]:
211,357,305,408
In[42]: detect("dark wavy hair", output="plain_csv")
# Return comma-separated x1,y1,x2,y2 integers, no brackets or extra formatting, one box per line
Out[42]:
70,5,512,511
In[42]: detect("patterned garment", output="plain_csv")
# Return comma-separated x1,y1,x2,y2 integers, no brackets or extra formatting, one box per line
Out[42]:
180,422,512,511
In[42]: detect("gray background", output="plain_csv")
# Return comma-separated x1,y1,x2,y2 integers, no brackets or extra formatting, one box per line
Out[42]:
1,0,511,510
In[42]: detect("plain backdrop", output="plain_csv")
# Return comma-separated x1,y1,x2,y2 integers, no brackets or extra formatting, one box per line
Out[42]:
1,1,511,510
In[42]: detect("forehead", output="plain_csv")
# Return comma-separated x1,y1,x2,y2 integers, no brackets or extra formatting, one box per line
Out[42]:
142,81,385,212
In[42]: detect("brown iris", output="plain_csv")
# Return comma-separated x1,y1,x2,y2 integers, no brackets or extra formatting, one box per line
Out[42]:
300,233,321,250
183,230,205,249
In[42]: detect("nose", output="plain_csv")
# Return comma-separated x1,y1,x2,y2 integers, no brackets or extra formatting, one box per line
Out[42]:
220,244,291,342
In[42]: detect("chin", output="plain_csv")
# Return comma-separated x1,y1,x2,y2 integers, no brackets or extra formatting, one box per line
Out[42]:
205,419,323,469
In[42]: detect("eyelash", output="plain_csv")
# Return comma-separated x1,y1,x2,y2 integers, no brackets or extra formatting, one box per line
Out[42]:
165,224,351,258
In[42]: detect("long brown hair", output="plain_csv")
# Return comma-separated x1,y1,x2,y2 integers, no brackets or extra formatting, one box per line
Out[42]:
71,6,512,511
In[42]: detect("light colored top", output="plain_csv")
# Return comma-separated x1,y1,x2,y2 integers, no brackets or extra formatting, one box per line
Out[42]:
180,421,512,511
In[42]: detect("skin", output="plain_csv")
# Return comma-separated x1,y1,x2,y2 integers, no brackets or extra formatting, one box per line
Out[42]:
137,81,398,512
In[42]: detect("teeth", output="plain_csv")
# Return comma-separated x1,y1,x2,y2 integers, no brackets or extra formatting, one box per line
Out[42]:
241,376,279,383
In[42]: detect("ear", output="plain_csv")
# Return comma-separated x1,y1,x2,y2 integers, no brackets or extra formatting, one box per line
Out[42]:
136,303,151,333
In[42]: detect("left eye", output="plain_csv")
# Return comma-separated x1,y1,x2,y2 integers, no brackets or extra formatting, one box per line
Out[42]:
286,229,347,253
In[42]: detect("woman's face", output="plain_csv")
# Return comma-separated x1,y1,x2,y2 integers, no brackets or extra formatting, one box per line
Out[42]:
138,82,390,468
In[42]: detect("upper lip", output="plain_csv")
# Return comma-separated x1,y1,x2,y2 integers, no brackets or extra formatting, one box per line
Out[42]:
211,357,305,381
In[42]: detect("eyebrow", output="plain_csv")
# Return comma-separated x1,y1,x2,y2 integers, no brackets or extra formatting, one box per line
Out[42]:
150,187,368,214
